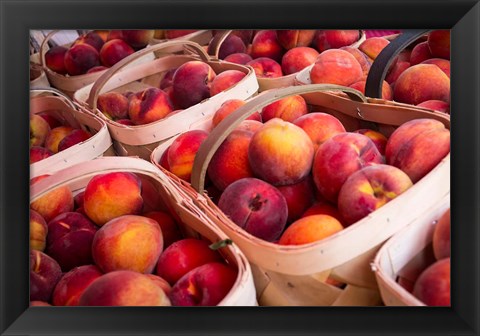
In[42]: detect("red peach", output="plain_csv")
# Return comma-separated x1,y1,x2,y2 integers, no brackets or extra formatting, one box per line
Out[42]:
120,30,155,49
278,214,344,245
433,208,451,260
172,61,216,109
159,68,177,90
358,37,390,60
30,175,74,223
209,70,246,96
156,238,222,285
281,47,319,75
261,95,308,123
164,30,198,39
211,99,261,128
385,60,411,85
30,209,48,251
234,119,263,133
116,119,135,126
409,41,433,65
44,126,75,153
353,128,388,156
349,79,393,100
99,39,135,67
30,301,51,306
97,92,130,120
58,129,91,152
79,270,171,306
218,177,288,242
339,46,372,76
44,46,68,74
38,113,62,129
169,262,237,306
413,258,450,306
72,31,105,52
427,30,450,60
250,30,284,62
86,65,108,74
293,112,346,152
224,53,253,65
276,30,316,50
30,250,63,302
312,132,384,203
83,171,144,226
52,265,103,306
209,33,246,59
416,100,450,114
64,43,101,76
73,191,84,210
276,176,316,223
144,211,183,248
315,30,360,52
128,88,174,125
246,57,283,78
310,49,363,86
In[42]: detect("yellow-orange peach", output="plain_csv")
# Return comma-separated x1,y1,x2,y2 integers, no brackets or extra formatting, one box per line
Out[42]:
128,88,173,125
212,100,261,128
315,30,360,53
293,112,346,152
353,128,388,156
310,49,363,86
30,175,74,223
250,30,284,62
358,37,390,60
44,126,75,153
30,209,48,251
278,214,344,245
209,70,246,96
261,95,308,123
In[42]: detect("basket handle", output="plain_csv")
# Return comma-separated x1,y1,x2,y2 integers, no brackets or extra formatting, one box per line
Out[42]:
364,30,431,98
87,40,211,112
207,30,233,59
39,30,63,67
191,84,367,194
30,87,77,110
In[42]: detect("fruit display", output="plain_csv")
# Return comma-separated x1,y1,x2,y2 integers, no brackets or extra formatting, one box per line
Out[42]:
29,157,256,306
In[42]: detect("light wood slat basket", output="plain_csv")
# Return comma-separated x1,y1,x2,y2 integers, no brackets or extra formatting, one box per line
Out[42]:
372,193,450,306
207,30,366,92
152,83,450,306
31,30,154,98
30,88,114,179
30,62,51,94
30,156,257,306
74,40,259,161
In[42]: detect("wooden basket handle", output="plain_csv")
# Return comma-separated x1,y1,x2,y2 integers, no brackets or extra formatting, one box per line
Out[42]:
191,84,367,193
364,30,431,98
207,30,233,59
30,87,77,110
87,40,211,112
39,30,61,66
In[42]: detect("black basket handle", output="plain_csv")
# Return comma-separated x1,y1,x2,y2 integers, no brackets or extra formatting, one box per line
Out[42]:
365,30,431,99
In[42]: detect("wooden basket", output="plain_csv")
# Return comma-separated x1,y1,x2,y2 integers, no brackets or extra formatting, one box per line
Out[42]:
372,192,450,306
31,30,154,98
30,62,51,93
74,40,259,160
30,87,114,178
157,83,450,306
29,156,257,306
208,30,366,92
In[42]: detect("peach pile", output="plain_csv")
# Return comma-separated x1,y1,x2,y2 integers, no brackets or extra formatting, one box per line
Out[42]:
30,112,92,164
29,171,238,306
44,30,154,76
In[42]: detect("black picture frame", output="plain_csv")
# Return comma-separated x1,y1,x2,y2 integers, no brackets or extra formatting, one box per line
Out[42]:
1,0,479,335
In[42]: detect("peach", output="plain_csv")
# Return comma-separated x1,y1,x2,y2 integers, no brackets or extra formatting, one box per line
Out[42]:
427,30,450,60
421,58,450,78
416,99,450,114
86,65,108,73
58,129,91,151
97,91,130,120
276,30,316,50
301,201,345,225
83,171,144,226
106,30,124,41
358,37,390,60
52,265,103,306
276,176,316,223
73,191,84,210
209,70,246,96
116,119,135,126
79,270,171,306
128,88,174,125
312,132,384,203
281,47,319,75
30,114,51,147
44,126,75,153
120,30,154,49
393,64,450,105
224,52,253,65
171,61,216,109
212,99,261,128
30,209,48,251
44,46,68,74
293,112,346,152
433,208,451,260
167,130,209,182
250,30,284,62
385,118,450,183
209,33,246,59
278,214,344,245
207,129,256,191
339,46,372,76
99,39,135,67
145,274,172,295
92,215,163,274
310,49,363,86
46,212,98,271
349,79,393,100
64,43,101,76
246,57,283,78
159,68,177,90
30,250,62,302
164,30,198,39
261,95,308,123
385,60,410,85
217,177,288,242
353,128,388,156
156,238,222,285
38,112,62,129
229,30,254,45
338,164,413,226
169,262,237,306
234,119,263,133
409,41,433,65
315,30,360,52
30,301,51,306
144,211,183,248
30,175,74,223
413,258,450,306
72,31,105,52
158,146,171,171
248,118,314,186
138,174,167,213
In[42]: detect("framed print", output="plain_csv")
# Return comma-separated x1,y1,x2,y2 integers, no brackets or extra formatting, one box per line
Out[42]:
1,0,479,335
